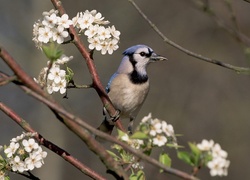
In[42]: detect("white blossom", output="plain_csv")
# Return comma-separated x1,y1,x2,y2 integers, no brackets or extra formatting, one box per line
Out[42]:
97,26,111,40
207,157,230,176
141,113,152,123
56,54,73,65
121,134,130,142
88,36,102,51
212,143,228,159
52,26,69,44
77,13,94,30
22,138,39,153
0,171,5,180
25,152,43,170
108,25,121,39
93,12,109,24
4,133,47,173
149,119,162,136
42,13,58,28
4,142,20,158
84,24,99,38
106,38,119,55
52,78,67,94
152,135,167,147
42,9,58,17
57,14,72,29
197,139,230,177
197,139,214,151
10,156,26,172
48,66,66,83
38,26,52,43
161,121,174,137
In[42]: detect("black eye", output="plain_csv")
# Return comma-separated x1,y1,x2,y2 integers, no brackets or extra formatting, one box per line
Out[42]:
139,52,146,57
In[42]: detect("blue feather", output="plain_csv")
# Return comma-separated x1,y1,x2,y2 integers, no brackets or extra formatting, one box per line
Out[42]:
122,44,152,56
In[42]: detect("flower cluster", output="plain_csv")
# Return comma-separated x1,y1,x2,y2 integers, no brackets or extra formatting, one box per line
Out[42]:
3,132,47,173
33,9,72,49
33,9,120,54
112,114,176,172
116,132,144,170
73,10,120,55
34,54,73,94
140,113,176,147
197,139,230,176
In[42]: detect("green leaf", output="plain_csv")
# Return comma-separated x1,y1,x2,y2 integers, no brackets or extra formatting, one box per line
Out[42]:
42,43,63,61
0,155,4,161
188,142,201,156
65,67,74,82
159,153,171,172
166,143,184,149
177,151,193,166
106,150,120,161
188,142,202,166
129,170,145,180
130,132,148,139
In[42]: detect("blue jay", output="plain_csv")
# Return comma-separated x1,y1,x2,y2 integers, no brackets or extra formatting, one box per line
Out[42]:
98,44,167,134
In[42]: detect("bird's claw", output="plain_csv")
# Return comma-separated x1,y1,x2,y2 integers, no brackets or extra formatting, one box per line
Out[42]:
110,109,121,122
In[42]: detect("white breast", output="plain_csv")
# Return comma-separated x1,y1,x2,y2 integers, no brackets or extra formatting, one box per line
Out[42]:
108,74,149,118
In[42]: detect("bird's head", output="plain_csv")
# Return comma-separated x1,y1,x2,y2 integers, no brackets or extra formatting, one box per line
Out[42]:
118,44,167,75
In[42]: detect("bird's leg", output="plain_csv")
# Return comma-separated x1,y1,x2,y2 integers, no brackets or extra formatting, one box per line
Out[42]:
111,109,121,122
103,107,121,123
128,117,134,135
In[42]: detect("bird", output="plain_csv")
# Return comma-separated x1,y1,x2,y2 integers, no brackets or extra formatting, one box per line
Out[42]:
97,44,167,135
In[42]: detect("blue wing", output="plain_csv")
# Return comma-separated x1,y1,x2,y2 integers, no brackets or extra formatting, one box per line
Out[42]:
106,73,118,93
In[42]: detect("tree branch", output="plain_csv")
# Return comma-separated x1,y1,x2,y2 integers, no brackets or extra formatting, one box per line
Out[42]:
0,101,106,180
0,48,128,179
0,73,17,86
0,70,197,180
0,102,105,180
50,0,125,133
19,83,198,180
128,0,250,74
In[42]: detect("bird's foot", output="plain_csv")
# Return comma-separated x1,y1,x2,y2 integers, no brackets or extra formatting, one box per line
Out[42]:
110,109,121,122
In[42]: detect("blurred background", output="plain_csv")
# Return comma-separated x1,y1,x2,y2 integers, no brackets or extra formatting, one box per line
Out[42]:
1,0,250,179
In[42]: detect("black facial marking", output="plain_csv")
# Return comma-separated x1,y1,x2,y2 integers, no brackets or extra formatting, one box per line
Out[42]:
137,48,153,58
128,55,148,84
129,54,137,67
147,48,153,57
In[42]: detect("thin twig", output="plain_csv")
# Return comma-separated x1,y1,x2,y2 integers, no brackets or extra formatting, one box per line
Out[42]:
15,171,40,180
191,0,250,46
0,101,106,180
243,0,250,3
0,74,17,86
128,0,250,74
67,80,93,89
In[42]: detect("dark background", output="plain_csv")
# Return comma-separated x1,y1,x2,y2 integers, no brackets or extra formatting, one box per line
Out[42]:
1,0,250,179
